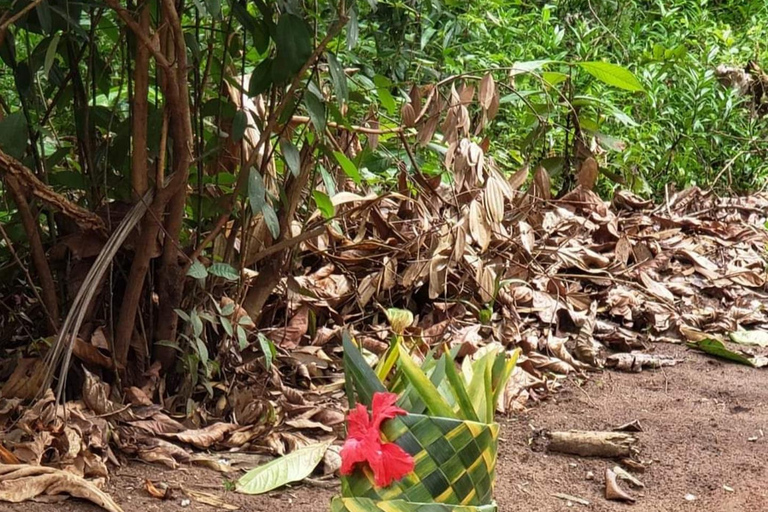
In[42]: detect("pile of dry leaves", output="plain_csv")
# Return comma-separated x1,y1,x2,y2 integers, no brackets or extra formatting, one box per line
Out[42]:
3,158,768,508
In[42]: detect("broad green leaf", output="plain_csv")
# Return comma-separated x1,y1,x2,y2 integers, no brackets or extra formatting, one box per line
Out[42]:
262,203,280,238
578,61,645,92
373,75,397,114
221,317,234,337
203,0,222,19
443,352,479,422
343,330,387,407
249,59,273,96
195,336,209,366
248,167,266,214
312,190,335,219
304,92,326,134
236,325,248,350
333,151,362,184
466,351,494,422
273,14,312,81
687,339,756,367
190,309,203,338
209,263,239,281
186,259,208,279
397,344,456,418
0,113,28,159
258,333,276,369
232,110,247,142
326,52,348,106
43,33,60,76
729,331,768,348
236,441,330,495
510,59,553,76
346,6,359,51
281,140,301,177
174,309,191,323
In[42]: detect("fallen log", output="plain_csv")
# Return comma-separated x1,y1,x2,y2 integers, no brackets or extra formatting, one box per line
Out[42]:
547,430,638,458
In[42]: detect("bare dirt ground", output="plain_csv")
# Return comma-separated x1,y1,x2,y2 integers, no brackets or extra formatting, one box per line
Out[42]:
7,343,768,512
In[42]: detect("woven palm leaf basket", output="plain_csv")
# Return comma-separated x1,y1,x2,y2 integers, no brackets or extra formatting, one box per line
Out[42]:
331,328,519,512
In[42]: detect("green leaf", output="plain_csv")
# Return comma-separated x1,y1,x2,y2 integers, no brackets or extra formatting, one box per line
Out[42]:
312,190,334,219
466,351,495,422
221,317,234,337
442,352,479,422
375,337,401,383
326,52,348,106
248,167,266,214
174,309,191,323
190,309,204,338
346,6,359,51
304,92,326,134
203,0,222,19
258,333,276,369
195,337,209,366
397,344,456,418
273,14,312,81
43,33,60,77
249,59,273,96
236,325,248,350
333,151,362,185
209,263,239,281
578,61,645,92
491,349,520,413
187,259,208,279
373,75,396,114
236,441,330,495
0,113,28,159
232,110,247,142
729,331,768,348
262,203,280,238
687,339,756,367
342,330,387,407
281,140,301,177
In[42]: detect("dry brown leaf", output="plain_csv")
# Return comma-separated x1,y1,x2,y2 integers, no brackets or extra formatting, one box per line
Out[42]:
0,445,20,465
509,165,529,191
0,464,122,512
479,73,496,109
639,272,675,303
144,480,171,500
469,200,491,252
1,359,46,400
531,167,552,200
484,175,505,225
576,157,599,191
401,103,416,127
185,488,239,510
322,444,342,476
518,221,534,255
605,468,635,502
166,423,239,449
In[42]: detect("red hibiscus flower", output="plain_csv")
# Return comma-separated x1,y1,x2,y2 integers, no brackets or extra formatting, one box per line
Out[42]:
340,392,414,487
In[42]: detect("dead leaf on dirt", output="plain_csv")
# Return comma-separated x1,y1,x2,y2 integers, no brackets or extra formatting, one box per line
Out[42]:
185,488,240,510
144,480,171,500
1,359,46,400
0,464,122,512
606,352,680,372
165,423,239,449
605,467,635,502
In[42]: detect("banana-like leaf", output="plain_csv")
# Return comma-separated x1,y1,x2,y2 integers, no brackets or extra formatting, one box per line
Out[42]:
466,351,494,422
375,337,401,382
491,349,520,411
397,344,456,418
343,331,386,407
443,352,479,422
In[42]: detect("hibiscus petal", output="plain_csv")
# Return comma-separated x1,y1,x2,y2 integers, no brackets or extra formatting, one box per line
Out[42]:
339,437,371,475
369,441,414,487
371,392,407,430
346,403,371,438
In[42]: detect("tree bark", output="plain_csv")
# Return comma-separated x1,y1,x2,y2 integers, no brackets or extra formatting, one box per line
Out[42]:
131,3,151,199
4,175,59,333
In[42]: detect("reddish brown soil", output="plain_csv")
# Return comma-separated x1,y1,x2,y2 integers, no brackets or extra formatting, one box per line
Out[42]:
6,343,768,512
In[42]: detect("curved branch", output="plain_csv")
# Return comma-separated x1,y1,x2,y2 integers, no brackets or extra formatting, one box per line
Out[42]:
0,149,106,233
